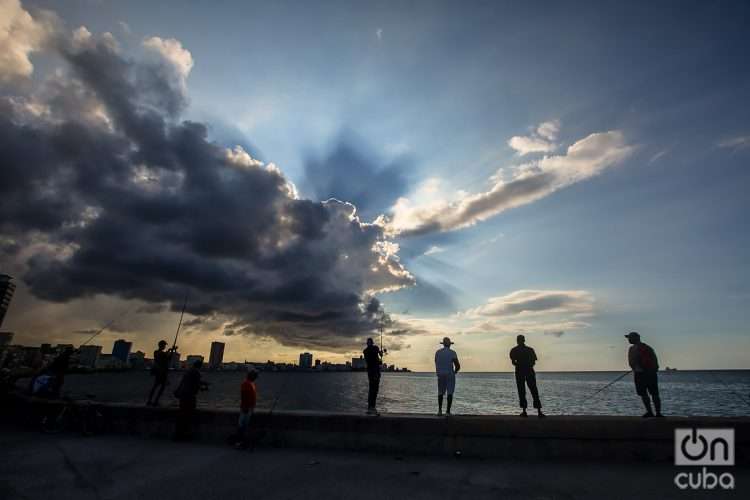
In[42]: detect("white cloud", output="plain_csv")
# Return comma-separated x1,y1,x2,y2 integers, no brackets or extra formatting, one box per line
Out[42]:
225,145,264,168
507,119,560,155
718,136,750,151
142,36,193,81
508,135,556,155
0,0,56,82
536,119,560,141
648,149,669,164
376,28,383,41
423,245,445,256
464,290,595,317
387,129,635,236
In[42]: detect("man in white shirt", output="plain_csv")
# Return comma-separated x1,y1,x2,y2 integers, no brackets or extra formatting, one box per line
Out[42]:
434,336,460,416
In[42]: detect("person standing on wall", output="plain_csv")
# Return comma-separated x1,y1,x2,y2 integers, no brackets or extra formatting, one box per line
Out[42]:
147,339,175,407
509,335,545,418
363,338,383,415
625,331,663,418
435,337,460,416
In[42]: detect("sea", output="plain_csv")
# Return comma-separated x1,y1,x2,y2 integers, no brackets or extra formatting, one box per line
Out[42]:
26,370,750,417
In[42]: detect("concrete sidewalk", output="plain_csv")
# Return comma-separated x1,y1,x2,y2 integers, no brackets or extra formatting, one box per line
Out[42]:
0,428,745,500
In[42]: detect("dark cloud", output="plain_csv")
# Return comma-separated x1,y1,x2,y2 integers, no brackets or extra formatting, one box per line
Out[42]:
302,133,411,221
0,23,415,351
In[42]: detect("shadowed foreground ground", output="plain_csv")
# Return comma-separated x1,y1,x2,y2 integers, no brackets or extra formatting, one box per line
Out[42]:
0,428,745,500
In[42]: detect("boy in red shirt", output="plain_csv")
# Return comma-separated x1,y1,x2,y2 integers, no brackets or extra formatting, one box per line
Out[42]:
237,369,258,449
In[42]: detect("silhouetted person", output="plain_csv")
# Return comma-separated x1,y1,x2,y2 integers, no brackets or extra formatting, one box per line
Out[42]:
47,347,76,398
147,340,175,406
236,369,258,449
625,331,663,418
510,335,545,418
435,337,460,416
363,338,383,415
174,359,208,440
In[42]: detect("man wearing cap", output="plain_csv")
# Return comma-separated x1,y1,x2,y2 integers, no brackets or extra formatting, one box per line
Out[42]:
435,337,460,416
625,331,663,418
147,340,175,406
509,335,545,418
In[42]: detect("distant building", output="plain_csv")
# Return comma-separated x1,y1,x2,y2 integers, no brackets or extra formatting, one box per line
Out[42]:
0,331,14,347
22,346,43,369
299,352,313,369
0,274,16,329
129,350,146,369
78,345,102,368
96,354,125,370
112,339,132,363
56,344,74,353
351,356,366,371
40,343,53,355
170,352,181,370
314,359,321,369
209,341,225,369
186,354,204,367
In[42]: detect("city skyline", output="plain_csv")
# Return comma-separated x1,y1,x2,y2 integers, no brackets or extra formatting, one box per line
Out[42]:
1,0,749,372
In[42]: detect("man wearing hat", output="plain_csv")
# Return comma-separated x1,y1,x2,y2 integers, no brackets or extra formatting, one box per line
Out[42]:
625,331,663,417
509,334,545,418
435,337,460,416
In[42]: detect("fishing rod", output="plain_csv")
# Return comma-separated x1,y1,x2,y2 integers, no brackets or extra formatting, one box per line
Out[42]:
590,370,632,397
170,292,188,352
79,307,132,347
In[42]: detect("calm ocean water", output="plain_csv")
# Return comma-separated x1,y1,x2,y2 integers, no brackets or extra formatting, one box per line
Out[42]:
32,370,750,417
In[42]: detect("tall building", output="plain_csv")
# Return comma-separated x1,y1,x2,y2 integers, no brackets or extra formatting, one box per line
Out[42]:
0,274,16,329
112,339,132,363
78,345,102,368
208,341,225,369
299,352,313,369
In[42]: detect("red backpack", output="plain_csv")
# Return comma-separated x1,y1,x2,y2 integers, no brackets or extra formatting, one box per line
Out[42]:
638,343,659,372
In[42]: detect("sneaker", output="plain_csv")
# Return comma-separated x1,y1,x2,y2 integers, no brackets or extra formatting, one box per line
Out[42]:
366,408,379,416
446,410,451,416
519,411,528,418
537,411,546,419
642,411,655,418
437,409,443,416
655,413,665,418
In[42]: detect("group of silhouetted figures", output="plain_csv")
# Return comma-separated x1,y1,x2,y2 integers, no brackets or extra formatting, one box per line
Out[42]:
29,330,663,446
364,331,663,419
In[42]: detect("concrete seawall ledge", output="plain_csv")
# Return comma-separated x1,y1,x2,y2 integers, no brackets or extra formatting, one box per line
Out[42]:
8,397,749,463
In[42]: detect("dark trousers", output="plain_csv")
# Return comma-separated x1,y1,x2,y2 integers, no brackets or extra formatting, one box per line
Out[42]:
515,369,542,409
148,373,167,404
176,397,196,439
634,371,661,410
367,371,380,408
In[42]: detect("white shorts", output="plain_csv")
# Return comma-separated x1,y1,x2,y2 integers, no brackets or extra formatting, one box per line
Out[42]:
437,373,456,395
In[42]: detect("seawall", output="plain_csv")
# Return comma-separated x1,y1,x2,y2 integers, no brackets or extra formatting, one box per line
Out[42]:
7,396,749,463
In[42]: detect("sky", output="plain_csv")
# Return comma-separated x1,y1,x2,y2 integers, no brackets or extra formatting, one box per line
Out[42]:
1,0,749,371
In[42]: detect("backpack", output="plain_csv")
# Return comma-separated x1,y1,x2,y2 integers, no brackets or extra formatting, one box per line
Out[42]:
638,343,659,372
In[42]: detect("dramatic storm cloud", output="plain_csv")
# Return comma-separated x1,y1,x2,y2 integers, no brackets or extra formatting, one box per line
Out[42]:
386,126,635,236
0,4,413,350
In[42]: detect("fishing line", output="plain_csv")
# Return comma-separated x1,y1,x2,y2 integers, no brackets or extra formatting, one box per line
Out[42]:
79,307,132,347
590,370,632,398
